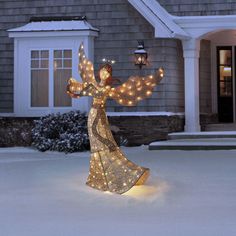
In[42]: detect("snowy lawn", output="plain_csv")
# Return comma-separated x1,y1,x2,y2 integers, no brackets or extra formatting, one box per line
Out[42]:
0,146,236,236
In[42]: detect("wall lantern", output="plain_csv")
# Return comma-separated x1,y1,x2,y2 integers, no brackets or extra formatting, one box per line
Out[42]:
134,41,148,69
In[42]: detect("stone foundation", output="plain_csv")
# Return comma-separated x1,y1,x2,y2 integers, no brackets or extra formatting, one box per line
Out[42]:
108,115,184,146
200,113,218,131
0,117,35,147
0,113,218,147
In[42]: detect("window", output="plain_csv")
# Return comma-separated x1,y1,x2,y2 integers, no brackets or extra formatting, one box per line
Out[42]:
31,50,49,107
53,50,72,107
30,49,72,108
8,18,98,116
218,49,232,97
217,46,234,122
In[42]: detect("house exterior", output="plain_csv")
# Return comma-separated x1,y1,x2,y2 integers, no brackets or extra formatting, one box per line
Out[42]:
1,0,236,142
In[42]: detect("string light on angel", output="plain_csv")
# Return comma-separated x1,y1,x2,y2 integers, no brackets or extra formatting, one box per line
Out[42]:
67,43,164,194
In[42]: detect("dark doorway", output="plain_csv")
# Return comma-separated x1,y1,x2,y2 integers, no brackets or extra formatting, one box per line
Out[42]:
217,46,234,122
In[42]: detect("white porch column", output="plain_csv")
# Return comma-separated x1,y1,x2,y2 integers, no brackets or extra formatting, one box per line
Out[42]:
182,38,201,132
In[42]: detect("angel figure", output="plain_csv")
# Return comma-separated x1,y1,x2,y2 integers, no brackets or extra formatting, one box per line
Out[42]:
67,43,164,194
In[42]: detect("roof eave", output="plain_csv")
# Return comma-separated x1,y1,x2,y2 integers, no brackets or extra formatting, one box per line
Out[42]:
128,0,190,39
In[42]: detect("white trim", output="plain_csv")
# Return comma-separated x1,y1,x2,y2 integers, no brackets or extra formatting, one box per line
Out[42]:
48,49,54,108
0,113,15,117
7,20,98,32
231,46,236,123
207,30,236,122
107,112,184,117
169,131,236,135
182,39,201,132
8,22,98,117
13,39,18,118
174,15,236,39
128,0,189,39
8,31,98,38
129,0,236,40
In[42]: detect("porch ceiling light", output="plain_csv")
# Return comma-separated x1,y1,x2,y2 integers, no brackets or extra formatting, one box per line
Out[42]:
134,41,148,69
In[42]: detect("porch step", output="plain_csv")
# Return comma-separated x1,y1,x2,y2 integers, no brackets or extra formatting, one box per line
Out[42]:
205,123,236,131
168,131,236,140
149,138,236,150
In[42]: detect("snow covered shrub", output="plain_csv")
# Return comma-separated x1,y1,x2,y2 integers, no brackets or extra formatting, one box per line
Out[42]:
32,111,89,153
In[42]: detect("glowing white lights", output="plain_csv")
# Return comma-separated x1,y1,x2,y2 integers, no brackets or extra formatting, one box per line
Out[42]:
66,42,164,194
102,58,116,64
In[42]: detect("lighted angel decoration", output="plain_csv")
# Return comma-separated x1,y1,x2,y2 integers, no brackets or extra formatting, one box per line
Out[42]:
67,43,164,194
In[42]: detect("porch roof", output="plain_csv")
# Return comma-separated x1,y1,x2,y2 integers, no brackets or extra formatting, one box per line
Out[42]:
128,0,236,40
128,0,189,39
174,15,236,39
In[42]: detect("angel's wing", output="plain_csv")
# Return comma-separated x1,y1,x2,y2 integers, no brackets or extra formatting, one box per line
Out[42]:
78,43,97,86
109,68,164,106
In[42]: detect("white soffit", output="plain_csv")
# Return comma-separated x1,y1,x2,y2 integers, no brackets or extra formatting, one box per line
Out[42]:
129,0,236,40
128,0,190,39
174,15,236,39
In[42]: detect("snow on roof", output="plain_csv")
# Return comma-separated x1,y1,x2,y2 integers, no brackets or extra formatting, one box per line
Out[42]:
8,20,99,32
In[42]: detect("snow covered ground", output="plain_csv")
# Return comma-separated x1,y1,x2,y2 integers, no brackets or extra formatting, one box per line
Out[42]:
0,146,236,236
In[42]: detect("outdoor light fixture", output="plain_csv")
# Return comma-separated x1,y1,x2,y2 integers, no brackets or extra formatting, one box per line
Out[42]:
134,41,148,69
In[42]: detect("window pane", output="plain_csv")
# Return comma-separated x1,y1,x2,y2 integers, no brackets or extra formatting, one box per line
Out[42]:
219,50,231,65
31,60,39,68
64,50,72,58
41,59,49,68
31,51,39,59
53,49,72,107
31,50,49,107
219,65,232,97
54,50,62,58
64,59,72,68
41,50,49,58
31,70,49,107
54,68,72,107
54,59,62,69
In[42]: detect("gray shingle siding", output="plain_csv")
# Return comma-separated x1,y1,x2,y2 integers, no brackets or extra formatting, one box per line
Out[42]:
0,0,231,114
159,0,236,16
199,40,212,114
0,0,184,113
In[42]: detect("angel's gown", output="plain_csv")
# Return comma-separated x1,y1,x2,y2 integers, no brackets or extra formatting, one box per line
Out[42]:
86,88,150,194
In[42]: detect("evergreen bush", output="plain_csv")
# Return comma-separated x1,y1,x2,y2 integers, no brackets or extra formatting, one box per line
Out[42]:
32,111,89,153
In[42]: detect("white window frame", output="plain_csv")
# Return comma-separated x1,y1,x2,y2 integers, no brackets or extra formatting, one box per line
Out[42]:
29,48,73,109
9,29,98,117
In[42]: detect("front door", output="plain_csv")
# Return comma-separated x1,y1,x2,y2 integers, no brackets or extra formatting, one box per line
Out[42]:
217,46,234,122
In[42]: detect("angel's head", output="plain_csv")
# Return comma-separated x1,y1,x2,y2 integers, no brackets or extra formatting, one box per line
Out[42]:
98,63,113,85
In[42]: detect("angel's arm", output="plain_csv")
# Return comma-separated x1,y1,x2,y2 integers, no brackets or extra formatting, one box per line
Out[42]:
67,78,98,98
109,67,164,106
